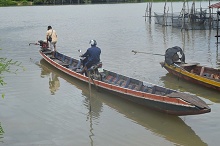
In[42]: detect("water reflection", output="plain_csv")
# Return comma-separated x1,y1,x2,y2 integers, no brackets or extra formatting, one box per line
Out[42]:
39,62,60,95
160,73,220,103
49,73,60,95
217,45,220,67
87,112,94,146
38,59,207,146
39,59,101,146
0,122,4,143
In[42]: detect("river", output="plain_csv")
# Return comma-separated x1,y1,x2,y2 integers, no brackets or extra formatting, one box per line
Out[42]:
0,2,220,146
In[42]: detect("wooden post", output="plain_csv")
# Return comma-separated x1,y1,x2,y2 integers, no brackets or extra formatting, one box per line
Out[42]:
181,1,186,30
171,0,173,25
209,0,212,29
145,3,148,21
163,1,167,26
150,1,152,21
217,9,219,44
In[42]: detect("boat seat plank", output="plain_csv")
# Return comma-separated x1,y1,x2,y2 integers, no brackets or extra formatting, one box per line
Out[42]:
117,80,125,86
141,86,148,92
53,59,69,67
136,82,143,91
112,74,120,84
152,86,167,95
181,63,200,66
43,50,52,55
127,84,135,89
103,75,114,83
69,60,82,71
123,78,130,88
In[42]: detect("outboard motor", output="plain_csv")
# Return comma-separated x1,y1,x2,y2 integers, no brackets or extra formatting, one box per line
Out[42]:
165,46,185,65
38,40,48,50
88,62,103,80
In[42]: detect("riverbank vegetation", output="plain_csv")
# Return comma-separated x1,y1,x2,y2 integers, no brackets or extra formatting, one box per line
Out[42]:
0,49,25,98
0,0,32,6
0,0,197,6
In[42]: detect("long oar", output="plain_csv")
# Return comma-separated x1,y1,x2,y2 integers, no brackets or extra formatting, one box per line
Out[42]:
132,50,165,56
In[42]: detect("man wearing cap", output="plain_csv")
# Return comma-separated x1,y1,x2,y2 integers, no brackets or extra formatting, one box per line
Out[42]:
80,40,101,75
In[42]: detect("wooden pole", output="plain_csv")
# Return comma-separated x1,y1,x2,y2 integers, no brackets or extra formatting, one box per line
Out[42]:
217,9,219,44
145,3,148,21
149,1,152,21
171,0,173,25
209,0,211,29
163,1,167,26
88,72,92,112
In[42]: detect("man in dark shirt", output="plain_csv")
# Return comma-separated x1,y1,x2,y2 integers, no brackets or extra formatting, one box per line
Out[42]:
80,40,101,75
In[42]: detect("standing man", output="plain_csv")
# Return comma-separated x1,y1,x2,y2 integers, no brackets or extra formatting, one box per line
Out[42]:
46,26,58,58
80,40,101,75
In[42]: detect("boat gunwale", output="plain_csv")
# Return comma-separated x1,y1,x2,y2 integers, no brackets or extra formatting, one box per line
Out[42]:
161,62,220,89
39,50,211,115
39,50,197,106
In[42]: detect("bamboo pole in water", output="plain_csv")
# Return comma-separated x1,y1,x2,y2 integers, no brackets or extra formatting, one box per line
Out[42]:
171,0,173,25
209,0,212,29
217,9,219,43
145,3,148,21
163,1,167,26
149,1,152,21
144,2,152,23
181,1,186,30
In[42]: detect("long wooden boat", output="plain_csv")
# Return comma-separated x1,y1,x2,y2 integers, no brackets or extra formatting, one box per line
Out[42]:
38,59,207,146
37,40,211,116
160,46,220,91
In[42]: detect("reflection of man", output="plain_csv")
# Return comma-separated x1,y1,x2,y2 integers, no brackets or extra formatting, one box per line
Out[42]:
49,72,60,95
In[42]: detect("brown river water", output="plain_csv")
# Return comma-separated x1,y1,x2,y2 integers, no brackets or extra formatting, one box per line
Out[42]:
0,2,220,146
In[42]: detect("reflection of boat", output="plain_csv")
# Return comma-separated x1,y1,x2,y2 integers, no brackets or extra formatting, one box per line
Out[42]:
39,59,208,146
160,46,220,91
37,40,211,115
160,73,220,103
39,59,103,118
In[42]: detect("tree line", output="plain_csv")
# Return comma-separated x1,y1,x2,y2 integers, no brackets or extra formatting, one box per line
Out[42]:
0,0,143,6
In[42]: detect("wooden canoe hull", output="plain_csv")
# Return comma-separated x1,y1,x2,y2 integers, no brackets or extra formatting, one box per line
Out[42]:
39,49,211,115
99,87,210,115
161,62,220,91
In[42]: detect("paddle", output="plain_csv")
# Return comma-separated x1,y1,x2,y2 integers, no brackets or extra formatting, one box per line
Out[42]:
132,50,165,56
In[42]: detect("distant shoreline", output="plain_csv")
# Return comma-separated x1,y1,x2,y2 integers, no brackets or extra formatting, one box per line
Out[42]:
0,0,184,7
2,1,128,7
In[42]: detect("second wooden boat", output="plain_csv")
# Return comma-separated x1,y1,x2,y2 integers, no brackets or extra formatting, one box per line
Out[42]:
160,46,220,91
